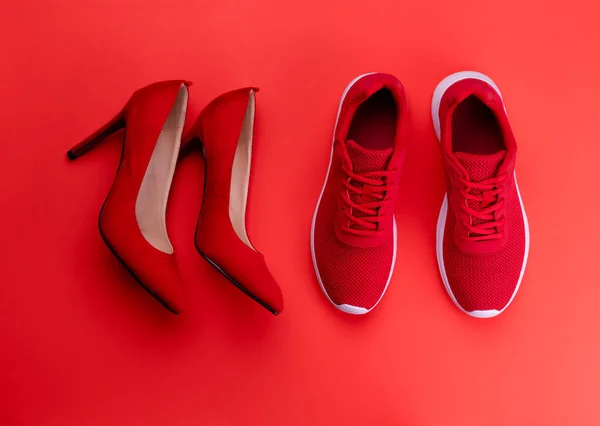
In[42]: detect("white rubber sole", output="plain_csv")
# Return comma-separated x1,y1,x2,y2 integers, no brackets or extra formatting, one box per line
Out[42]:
310,73,397,315
431,71,530,319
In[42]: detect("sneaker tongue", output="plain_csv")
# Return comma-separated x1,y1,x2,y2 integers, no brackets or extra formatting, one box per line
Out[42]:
345,139,393,174
455,150,506,182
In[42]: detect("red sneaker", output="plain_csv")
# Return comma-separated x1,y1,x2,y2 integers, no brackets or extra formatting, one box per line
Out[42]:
311,73,409,314
431,71,530,318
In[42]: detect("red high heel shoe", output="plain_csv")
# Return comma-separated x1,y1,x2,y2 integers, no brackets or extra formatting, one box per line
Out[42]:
67,80,191,314
183,88,284,315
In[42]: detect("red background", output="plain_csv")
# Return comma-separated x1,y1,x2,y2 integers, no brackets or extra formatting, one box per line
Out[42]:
2,1,600,425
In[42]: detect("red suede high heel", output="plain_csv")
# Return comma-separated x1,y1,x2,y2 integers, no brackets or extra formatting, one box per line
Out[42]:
68,80,191,314
183,88,284,315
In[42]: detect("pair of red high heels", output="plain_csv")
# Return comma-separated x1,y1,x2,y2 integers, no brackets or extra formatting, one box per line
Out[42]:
68,80,283,315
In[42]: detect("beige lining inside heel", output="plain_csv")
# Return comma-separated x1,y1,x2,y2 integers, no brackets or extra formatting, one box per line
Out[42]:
229,90,256,251
135,85,188,254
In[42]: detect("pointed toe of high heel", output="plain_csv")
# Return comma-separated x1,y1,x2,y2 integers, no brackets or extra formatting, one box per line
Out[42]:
198,239,284,315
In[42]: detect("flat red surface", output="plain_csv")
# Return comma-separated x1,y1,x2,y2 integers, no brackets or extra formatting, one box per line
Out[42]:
2,1,600,425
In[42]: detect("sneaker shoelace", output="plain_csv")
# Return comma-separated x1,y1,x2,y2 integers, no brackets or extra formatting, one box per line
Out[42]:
457,173,507,242
340,164,395,237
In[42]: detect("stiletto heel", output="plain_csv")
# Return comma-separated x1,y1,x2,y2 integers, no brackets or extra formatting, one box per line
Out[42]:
67,111,125,160
186,87,284,315
68,80,191,314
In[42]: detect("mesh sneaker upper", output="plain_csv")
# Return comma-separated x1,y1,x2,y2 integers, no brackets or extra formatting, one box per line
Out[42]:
313,140,395,310
442,153,526,312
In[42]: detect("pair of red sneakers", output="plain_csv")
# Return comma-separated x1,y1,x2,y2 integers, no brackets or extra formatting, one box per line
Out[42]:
68,81,284,315
311,72,530,318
